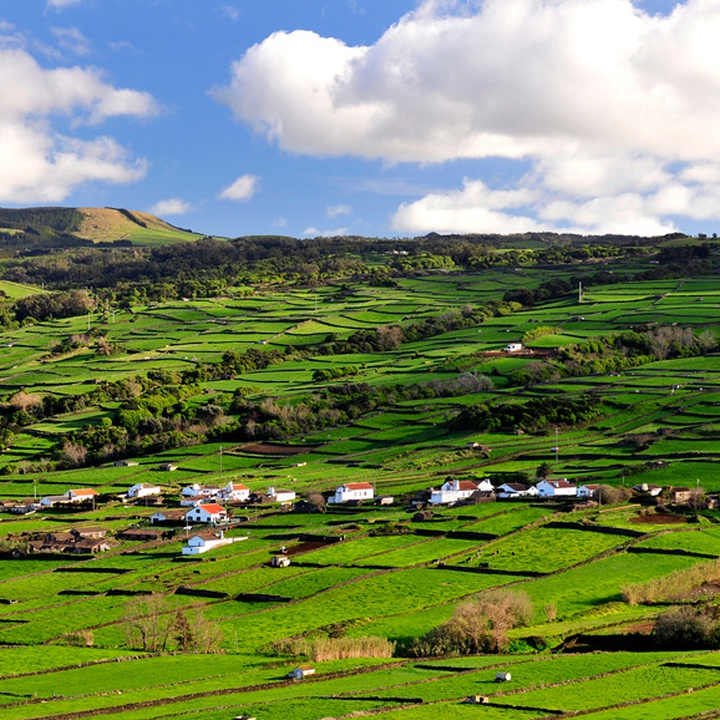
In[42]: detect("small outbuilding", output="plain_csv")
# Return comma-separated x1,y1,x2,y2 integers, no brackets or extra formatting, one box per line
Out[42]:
495,671,512,682
287,665,315,680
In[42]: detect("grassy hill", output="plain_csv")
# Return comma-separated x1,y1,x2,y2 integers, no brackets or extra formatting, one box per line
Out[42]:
0,206,203,246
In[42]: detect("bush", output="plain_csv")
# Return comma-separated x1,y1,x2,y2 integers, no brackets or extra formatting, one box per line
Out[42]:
654,606,720,649
412,589,534,656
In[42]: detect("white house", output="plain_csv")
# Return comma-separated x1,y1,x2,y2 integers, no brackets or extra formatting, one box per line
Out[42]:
41,488,97,507
181,531,247,555
330,482,374,504
535,479,577,498
496,483,538,500
505,343,523,352
181,483,219,499
430,478,494,505
632,483,663,497
577,484,601,499
267,487,296,504
184,503,228,525
218,482,250,503
127,483,161,499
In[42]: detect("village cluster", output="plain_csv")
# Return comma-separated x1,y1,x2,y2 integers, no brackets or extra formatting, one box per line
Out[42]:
3,465,697,559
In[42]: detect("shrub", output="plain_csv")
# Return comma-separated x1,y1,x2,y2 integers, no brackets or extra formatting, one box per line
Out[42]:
654,606,720,649
412,589,534,656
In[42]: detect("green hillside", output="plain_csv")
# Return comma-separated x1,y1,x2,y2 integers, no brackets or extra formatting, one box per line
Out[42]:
0,206,203,246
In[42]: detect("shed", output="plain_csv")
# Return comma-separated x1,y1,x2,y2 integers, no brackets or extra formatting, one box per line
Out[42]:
464,695,490,704
271,555,291,568
495,671,512,682
287,665,315,680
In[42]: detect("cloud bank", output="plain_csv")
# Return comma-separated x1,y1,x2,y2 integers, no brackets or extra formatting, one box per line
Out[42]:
216,0,720,235
0,46,157,203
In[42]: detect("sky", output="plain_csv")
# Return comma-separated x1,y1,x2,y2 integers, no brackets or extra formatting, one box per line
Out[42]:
0,0,718,239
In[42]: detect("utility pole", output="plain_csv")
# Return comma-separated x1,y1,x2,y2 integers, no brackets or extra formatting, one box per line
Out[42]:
219,445,223,479
554,427,559,463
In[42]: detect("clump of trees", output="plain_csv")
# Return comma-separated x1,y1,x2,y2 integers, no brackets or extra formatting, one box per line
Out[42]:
411,589,535,656
452,392,602,433
123,594,223,654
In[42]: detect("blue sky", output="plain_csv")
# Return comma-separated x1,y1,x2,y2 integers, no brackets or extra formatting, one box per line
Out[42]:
0,0,717,238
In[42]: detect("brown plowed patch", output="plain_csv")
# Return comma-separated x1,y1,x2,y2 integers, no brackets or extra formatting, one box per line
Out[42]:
239,443,321,456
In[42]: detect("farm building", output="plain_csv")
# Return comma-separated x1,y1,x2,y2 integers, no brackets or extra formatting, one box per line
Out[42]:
127,483,161,499
114,460,139,467
117,528,165,541
150,509,187,525
70,527,106,539
287,666,315,680
577,484,601,499
430,477,494,505
505,342,523,352
496,482,538,499
330,482,374,504
271,555,291,567
181,483,219,499
632,483,663,497
40,488,97,507
184,504,228,525
535,479,577,498
182,530,247,555
219,482,250,502
159,462,178,471
267,487,296,504
669,487,694,504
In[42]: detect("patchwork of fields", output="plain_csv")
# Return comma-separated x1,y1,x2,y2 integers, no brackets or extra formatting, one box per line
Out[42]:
1,265,720,717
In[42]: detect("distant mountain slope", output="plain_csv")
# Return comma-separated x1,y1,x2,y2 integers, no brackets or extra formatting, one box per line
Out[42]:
0,206,203,246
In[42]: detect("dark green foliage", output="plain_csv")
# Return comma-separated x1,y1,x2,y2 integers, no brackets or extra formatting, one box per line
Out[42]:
452,392,603,433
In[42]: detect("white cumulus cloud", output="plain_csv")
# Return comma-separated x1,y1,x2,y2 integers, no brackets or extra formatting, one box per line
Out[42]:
219,174,258,201
149,198,192,216
0,47,157,203
217,0,720,235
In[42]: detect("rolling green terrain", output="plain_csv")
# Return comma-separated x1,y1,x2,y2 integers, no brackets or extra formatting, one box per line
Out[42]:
0,206,202,246
0,231,718,717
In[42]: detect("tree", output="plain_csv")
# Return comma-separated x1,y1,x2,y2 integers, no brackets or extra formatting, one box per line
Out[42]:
536,462,553,480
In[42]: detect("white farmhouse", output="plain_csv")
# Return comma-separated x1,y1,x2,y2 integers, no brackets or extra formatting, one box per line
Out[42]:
535,479,577,498
181,531,247,555
41,488,97,507
181,483,219,499
330,482,374,504
184,503,228,525
218,482,250,503
496,483,538,499
577,484,601,499
267,487,296,504
430,478,494,505
127,483,161,499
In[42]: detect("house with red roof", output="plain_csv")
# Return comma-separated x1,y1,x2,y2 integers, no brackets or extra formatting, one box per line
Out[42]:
330,482,374,504
184,503,228,525
218,481,250,503
430,477,494,505
535,479,577,498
